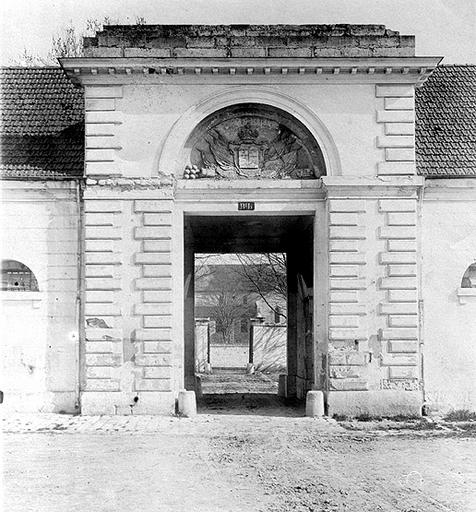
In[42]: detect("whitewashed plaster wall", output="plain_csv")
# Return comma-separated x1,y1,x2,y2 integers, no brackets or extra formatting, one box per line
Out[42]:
209,345,249,369
110,83,383,177
422,179,476,413
253,324,287,372
0,181,80,412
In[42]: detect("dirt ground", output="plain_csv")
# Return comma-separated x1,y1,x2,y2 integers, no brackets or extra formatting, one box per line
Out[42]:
2,407,475,512
209,415,476,512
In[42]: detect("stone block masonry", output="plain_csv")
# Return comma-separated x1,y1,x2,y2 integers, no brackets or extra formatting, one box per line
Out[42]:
83,199,124,397
327,198,369,393
377,198,420,392
132,199,174,395
324,177,423,416
80,181,421,414
84,199,124,330
81,192,176,415
376,85,416,176
84,86,123,178
83,24,415,59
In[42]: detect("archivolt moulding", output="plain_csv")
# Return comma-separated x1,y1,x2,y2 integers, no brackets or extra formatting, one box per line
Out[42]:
156,87,341,178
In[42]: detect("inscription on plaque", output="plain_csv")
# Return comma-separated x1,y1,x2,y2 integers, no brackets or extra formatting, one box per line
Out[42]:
238,202,255,211
238,146,259,169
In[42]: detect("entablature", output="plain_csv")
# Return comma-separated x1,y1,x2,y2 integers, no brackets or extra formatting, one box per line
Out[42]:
61,57,442,86
322,175,424,198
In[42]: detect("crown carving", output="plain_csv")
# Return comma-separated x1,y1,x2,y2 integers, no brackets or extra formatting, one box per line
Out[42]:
237,123,259,142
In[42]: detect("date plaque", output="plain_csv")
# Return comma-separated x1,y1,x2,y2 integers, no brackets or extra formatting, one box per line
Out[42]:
238,202,255,211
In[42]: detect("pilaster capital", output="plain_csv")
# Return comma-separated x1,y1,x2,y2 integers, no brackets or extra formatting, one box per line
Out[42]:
321,175,424,198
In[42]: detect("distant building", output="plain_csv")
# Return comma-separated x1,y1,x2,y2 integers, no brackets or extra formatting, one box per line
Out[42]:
195,262,286,344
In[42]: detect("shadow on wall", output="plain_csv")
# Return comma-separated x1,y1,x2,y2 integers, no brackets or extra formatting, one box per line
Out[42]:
253,324,286,372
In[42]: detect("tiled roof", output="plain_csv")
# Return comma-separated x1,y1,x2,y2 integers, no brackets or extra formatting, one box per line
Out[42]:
0,67,84,179
416,64,476,177
0,64,475,180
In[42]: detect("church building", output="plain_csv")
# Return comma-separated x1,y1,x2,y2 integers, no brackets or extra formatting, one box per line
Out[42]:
1,24,475,416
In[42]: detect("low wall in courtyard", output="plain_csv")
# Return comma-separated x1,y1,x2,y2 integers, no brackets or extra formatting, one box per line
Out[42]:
197,321,287,372
210,345,249,369
253,324,287,372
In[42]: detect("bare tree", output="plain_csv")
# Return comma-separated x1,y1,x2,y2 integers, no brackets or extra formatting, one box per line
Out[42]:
14,16,146,66
234,253,287,320
194,254,216,287
195,254,286,342
212,290,247,344
197,263,252,344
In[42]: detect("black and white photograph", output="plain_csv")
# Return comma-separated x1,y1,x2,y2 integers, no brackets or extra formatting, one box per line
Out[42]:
0,0,475,510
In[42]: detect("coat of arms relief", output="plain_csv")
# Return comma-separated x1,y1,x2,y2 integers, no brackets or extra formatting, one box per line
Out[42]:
184,114,320,180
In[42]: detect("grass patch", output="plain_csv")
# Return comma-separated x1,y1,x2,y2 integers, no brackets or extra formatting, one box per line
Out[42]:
384,414,421,422
332,414,349,421
444,409,476,422
454,423,476,434
382,420,439,431
355,413,382,422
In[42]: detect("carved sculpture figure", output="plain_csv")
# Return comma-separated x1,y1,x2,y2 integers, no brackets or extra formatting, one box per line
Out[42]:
184,113,320,179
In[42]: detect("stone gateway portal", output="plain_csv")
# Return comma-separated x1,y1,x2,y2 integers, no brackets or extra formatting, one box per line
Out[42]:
183,215,315,399
2,24,476,418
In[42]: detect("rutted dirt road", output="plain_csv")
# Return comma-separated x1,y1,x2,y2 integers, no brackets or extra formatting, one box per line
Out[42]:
3,411,475,512
210,415,476,512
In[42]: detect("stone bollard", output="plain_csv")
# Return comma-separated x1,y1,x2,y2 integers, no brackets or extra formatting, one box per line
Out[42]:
205,363,212,374
195,376,203,399
278,374,287,397
305,390,325,417
178,390,197,418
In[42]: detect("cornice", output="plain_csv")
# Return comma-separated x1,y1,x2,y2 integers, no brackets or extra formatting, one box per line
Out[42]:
85,176,174,190
423,178,476,201
60,56,443,86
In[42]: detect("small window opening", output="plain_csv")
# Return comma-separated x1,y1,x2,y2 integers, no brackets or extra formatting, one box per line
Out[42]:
461,263,476,288
1,260,39,291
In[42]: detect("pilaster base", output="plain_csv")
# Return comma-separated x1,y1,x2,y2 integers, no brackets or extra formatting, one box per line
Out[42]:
327,390,422,418
80,391,175,415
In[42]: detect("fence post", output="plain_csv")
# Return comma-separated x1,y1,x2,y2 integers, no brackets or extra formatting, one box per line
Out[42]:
207,321,211,364
248,321,254,364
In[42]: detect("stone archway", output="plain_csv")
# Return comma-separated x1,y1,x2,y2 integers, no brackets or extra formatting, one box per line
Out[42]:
181,103,326,180
157,87,341,177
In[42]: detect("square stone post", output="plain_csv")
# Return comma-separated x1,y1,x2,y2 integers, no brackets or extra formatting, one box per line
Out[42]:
194,318,210,373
